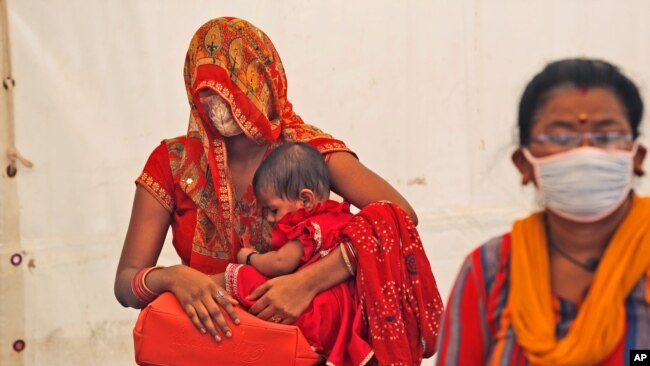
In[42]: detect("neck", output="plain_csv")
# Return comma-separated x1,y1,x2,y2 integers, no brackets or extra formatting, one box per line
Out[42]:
225,134,268,163
546,195,633,256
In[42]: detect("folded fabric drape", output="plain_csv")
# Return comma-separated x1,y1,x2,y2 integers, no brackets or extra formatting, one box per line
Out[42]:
343,201,444,365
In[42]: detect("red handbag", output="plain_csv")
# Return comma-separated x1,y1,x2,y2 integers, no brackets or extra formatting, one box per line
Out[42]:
133,292,322,366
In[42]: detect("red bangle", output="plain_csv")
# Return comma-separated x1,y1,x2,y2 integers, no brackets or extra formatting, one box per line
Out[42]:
224,263,244,304
131,266,164,304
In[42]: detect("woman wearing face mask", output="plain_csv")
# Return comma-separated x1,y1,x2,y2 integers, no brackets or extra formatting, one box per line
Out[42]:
436,58,650,365
114,17,440,364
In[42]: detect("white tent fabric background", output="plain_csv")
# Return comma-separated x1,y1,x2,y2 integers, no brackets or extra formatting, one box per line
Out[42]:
1,1,650,365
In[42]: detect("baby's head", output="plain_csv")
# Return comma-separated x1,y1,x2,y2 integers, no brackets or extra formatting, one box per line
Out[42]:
253,142,330,224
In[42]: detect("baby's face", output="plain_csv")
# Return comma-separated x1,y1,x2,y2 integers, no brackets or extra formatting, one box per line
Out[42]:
257,190,301,225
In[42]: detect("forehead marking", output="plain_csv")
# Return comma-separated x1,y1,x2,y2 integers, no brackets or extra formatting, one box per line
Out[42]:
578,113,588,124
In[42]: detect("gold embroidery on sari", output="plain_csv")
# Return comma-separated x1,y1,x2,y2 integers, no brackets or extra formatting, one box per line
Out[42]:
167,139,185,174
136,172,174,212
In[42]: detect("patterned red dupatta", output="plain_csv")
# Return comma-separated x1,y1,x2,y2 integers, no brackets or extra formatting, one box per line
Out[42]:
342,202,444,365
171,18,352,273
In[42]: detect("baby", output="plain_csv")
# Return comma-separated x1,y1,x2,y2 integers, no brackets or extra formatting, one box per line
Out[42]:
223,142,371,365
236,142,351,276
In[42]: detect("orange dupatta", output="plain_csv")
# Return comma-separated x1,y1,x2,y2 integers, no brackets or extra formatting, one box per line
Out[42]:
170,18,353,273
508,195,650,365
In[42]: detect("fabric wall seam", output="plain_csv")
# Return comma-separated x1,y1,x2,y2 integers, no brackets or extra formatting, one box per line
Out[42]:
0,0,26,364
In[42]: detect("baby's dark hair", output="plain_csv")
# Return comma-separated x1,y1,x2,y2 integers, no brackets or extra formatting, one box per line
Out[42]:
518,58,643,146
253,142,330,200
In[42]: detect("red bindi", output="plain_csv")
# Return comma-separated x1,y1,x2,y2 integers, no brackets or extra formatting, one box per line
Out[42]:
579,87,589,95
578,113,588,124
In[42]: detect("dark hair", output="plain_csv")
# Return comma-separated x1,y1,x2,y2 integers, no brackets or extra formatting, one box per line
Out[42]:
518,58,644,146
253,142,330,200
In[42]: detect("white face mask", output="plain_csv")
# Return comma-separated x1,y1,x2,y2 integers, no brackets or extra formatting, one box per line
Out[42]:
199,93,243,137
523,146,636,223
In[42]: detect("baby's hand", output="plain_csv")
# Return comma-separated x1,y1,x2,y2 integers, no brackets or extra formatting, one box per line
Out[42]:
237,248,257,264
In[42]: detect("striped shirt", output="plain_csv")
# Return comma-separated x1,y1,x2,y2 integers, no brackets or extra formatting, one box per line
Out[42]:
436,233,650,365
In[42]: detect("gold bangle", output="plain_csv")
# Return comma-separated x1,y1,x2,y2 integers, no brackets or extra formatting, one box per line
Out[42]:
339,244,355,276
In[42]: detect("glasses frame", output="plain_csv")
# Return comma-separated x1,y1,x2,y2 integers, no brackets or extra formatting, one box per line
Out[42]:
531,131,633,149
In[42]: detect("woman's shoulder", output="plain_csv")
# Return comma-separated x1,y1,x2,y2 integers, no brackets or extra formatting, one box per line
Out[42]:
162,135,202,151
140,135,198,184
475,234,511,268
461,233,512,292
141,136,190,169
157,135,204,175
143,135,192,157
163,135,186,147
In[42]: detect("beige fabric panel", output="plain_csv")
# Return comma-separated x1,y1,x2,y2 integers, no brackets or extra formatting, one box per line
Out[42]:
3,1,650,365
0,0,25,364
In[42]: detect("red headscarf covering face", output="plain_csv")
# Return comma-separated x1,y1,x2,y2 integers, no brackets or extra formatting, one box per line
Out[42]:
172,17,352,272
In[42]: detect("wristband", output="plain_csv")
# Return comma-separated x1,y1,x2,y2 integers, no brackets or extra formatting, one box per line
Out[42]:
245,251,258,265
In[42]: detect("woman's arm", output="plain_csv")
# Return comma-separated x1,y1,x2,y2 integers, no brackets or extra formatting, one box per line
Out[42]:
327,151,418,224
114,186,240,341
114,186,171,308
247,244,350,324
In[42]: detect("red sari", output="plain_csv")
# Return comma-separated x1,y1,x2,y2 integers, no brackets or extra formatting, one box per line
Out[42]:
224,200,373,366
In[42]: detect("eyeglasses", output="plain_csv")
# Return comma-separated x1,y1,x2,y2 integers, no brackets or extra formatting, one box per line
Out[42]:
531,131,633,149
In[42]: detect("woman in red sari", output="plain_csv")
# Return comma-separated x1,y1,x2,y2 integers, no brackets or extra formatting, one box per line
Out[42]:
114,17,442,364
